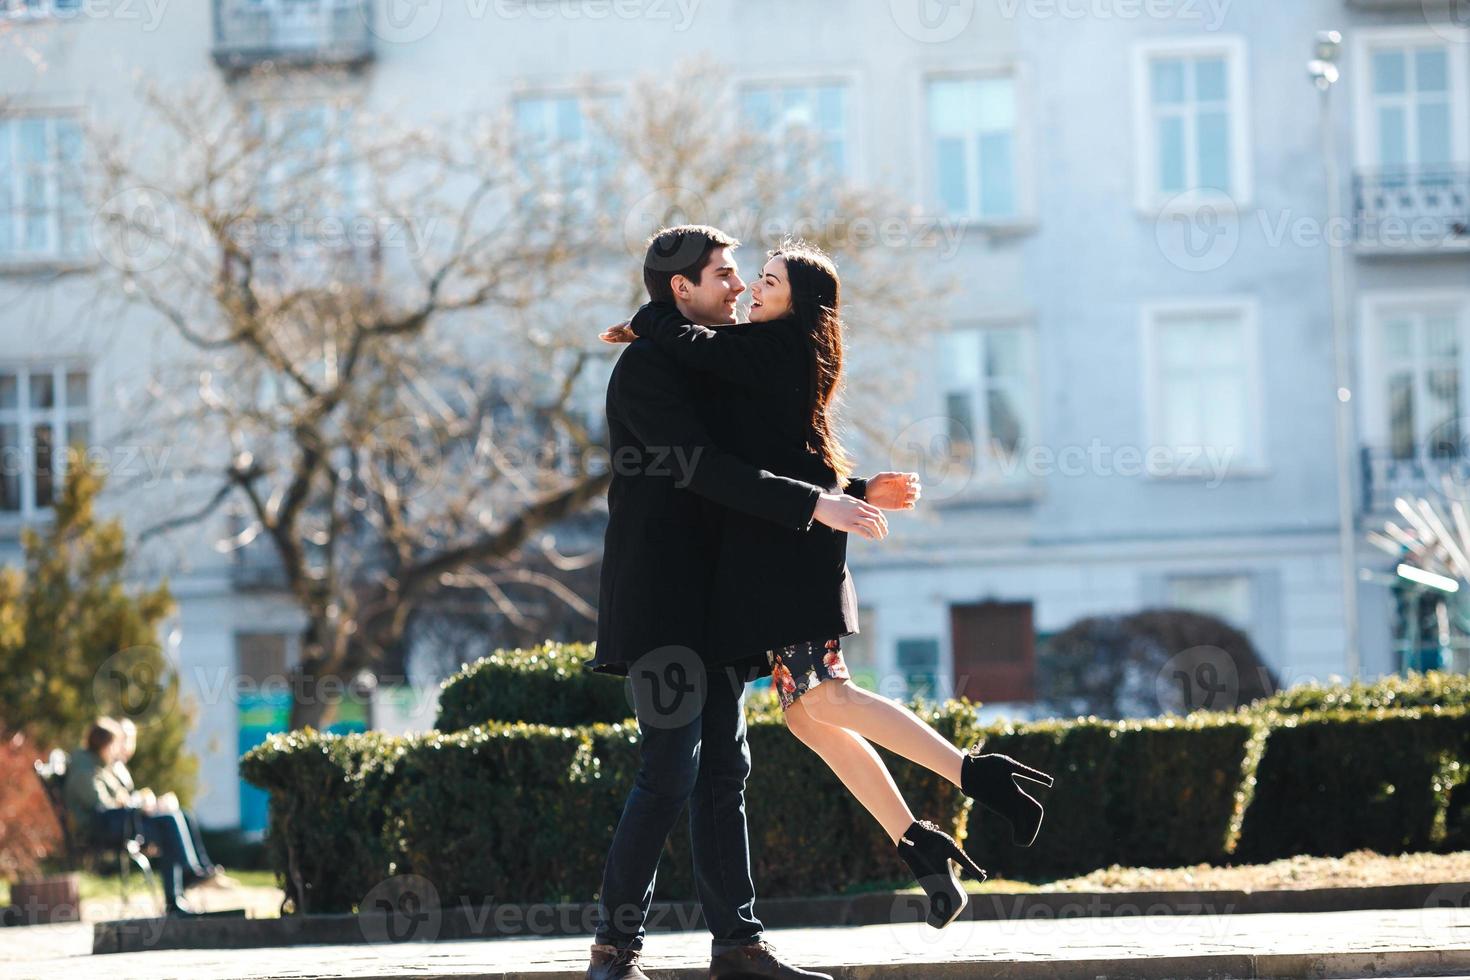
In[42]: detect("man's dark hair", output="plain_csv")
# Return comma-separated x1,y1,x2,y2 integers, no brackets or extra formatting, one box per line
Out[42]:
642,224,740,304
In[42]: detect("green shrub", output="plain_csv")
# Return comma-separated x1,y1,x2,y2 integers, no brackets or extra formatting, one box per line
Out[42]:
1234,706,1470,862
246,700,983,909
435,643,629,730
239,729,409,914
1249,671,1470,715
964,713,1260,878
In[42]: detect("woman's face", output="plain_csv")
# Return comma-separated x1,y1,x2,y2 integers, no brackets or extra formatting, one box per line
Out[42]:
747,257,791,323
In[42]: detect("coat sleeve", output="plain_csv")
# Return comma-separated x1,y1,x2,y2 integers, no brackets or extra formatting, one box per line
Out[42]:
844,477,868,501
611,346,823,531
628,302,802,386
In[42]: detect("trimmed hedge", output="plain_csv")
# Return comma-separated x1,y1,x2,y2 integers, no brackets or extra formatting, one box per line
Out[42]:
243,699,982,912
238,730,408,914
1249,671,1470,715
963,713,1262,877
436,642,629,730
1235,706,1470,862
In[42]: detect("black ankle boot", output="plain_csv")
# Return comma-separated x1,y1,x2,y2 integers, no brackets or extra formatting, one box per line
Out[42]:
895,820,986,929
961,748,1055,847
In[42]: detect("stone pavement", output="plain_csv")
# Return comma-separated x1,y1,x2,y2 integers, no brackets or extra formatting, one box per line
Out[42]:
7,906,1470,980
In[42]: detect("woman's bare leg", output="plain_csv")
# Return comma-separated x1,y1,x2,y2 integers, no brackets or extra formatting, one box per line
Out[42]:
784,699,914,844
798,679,965,787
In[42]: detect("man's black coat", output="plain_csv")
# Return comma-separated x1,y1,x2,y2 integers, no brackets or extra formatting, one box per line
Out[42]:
590,336,825,675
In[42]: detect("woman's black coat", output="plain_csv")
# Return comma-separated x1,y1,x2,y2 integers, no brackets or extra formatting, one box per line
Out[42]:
629,301,868,674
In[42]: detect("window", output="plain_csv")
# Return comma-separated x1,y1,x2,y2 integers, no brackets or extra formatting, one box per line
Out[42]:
512,93,619,201
1166,574,1253,630
0,366,89,519
926,75,1018,221
1144,303,1263,472
896,637,941,701
1375,306,1464,459
740,81,850,181
1133,39,1251,207
1356,32,1469,171
0,115,86,262
940,326,1035,480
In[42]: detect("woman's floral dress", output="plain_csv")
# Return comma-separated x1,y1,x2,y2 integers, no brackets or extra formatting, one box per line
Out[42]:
767,638,850,710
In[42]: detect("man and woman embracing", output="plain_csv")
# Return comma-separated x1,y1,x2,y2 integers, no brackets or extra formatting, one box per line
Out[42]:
585,225,1053,980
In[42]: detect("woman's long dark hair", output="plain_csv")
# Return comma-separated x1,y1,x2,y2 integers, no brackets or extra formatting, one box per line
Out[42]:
769,241,854,483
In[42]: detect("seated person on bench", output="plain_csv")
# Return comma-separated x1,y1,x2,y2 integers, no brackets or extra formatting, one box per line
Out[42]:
112,718,232,888
62,718,208,916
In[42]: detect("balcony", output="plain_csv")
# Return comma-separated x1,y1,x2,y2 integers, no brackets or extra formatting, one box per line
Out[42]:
1360,445,1470,514
1353,168,1470,254
213,0,374,73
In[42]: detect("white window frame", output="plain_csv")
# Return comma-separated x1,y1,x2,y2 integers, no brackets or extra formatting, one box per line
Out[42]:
918,62,1035,227
1350,26,1470,171
938,320,1041,489
0,112,86,265
1165,572,1255,630
1357,289,1470,454
1140,298,1267,477
509,85,625,205
0,363,91,524
735,69,865,184
735,75,856,185
1131,36,1253,212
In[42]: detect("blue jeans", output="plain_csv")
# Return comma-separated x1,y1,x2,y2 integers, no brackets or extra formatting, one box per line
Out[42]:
95,808,206,910
594,662,763,954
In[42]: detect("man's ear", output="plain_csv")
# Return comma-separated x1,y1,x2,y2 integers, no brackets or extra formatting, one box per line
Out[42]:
669,274,692,302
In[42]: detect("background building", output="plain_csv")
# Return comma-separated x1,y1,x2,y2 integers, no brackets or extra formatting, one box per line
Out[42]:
1,0,1466,830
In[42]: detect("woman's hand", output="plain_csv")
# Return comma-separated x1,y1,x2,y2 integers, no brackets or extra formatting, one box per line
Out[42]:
599,320,637,345
813,492,889,541
866,472,922,511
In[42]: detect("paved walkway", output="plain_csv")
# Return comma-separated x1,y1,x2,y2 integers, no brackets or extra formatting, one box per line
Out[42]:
6,906,1470,980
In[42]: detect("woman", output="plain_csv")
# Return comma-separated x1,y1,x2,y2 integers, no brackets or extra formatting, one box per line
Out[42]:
62,718,210,916
602,241,1054,929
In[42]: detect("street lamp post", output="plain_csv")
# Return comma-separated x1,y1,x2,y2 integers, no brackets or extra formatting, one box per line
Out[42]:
1310,31,1361,678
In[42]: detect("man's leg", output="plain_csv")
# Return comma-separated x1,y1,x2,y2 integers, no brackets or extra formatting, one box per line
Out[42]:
688,665,762,953
593,661,705,952
140,814,190,911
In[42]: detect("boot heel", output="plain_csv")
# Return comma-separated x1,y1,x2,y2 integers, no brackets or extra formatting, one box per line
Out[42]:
946,841,987,882
1003,757,1054,788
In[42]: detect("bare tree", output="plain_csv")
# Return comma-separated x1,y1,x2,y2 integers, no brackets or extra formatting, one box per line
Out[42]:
88,62,939,729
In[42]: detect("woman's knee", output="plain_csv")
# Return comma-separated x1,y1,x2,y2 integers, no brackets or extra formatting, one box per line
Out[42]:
799,678,854,725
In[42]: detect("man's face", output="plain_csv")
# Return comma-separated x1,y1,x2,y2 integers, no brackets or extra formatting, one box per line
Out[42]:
674,246,745,326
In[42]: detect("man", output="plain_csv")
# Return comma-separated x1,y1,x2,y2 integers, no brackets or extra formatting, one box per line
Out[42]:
586,226,885,980
113,718,233,888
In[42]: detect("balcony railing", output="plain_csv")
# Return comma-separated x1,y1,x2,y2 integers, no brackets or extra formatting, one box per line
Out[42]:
213,0,374,71
1361,445,1470,514
1353,168,1470,253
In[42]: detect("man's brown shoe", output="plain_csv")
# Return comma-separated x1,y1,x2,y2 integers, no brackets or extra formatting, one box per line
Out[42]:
586,943,649,980
709,940,833,979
